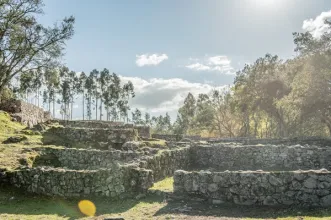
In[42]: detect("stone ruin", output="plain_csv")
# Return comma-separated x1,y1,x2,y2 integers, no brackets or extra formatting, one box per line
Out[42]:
0,99,52,127
174,143,331,206
2,114,331,207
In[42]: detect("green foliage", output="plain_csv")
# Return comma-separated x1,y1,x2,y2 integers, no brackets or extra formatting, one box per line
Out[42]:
174,23,331,138
0,87,14,103
0,0,75,94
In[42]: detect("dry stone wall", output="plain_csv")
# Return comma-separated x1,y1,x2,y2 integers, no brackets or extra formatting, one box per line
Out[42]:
53,120,150,138
152,134,183,141
54,120,124,128
139,146,191,181
9,165,153,198
207,137,331,147
7,145,192,198
174,170,331,207
191,144,331,171
48,127,138,146
151,134,202,142
35,147,143,170
0,99,51,127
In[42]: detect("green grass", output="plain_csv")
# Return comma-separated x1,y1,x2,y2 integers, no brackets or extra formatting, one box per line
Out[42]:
0,111,26,143
150,177,174,192
143,139,167,148
2,185,331,220
0,185,167,220
0,111,68,170
2,111,331,219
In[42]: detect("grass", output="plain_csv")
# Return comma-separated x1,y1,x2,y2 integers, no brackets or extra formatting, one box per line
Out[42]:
2,185,331,220
2,111,331,219
0,111,67,170
143,138,167,148
0,111,26,143
0,185,167,220
150,177,174,192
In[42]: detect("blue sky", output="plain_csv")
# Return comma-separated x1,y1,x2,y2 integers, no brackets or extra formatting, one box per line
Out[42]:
39,0,331,119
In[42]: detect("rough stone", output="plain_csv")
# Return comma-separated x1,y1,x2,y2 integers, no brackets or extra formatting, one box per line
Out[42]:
174,170,331,206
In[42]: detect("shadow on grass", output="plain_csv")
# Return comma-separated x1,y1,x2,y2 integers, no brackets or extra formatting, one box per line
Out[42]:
154,198,331,219
0,185,163,220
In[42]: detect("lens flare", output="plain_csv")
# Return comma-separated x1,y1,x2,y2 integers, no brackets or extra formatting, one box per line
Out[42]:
78,200,96,216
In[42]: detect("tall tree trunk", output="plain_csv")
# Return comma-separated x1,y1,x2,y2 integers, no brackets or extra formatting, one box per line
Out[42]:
100,98,102,121
48,99,51,113
71,101,73,120
37,89,40,107
53,99,55,119
82,92,85,120
96,97,98,120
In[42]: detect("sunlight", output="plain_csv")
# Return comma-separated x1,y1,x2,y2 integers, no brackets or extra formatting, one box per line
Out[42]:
251,0,278,7
248,0,283,10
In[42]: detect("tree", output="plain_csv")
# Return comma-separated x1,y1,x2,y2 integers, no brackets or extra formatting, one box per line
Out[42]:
132,108,142,125
0,0,75,97
84,74,94,120
99,68,109,120
44,68,60,117
210,88,241,137
144,112,151,126
177,93,196,134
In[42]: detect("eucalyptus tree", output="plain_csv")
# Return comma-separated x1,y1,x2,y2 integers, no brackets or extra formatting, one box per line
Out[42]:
177,93,196,134
0,0,75,98
132,108,142,124
120,81,135,122
18,71,34,102
103,73,121,121
144,112,151,126
31,69,43,107
44,68,60,117
77,72,87,120
89,69,99,120
84,74,94,120
99,68,110,120
57,67,77,119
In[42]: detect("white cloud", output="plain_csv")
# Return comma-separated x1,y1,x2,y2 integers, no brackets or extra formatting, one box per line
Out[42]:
302,10,331,39
51,75,226,120
208,56,231,66
136,53,168,67
120,76,226,117
185,55,234,74
186,63,211,71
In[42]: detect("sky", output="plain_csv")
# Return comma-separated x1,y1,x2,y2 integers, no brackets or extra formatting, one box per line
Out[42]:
38,0,331,120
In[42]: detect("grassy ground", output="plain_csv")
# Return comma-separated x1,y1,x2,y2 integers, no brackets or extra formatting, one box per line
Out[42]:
2,181,331,220
150,177,174,192
2,112,331,219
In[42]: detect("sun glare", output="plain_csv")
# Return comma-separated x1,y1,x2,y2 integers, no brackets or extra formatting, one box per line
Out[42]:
250,0,280,8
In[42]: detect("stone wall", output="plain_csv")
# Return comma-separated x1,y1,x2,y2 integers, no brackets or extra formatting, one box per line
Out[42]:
9,165,153,198
54,120,124,128
0,99,51,127
53,120,150,138
34,147,142,170
134,125,150,138
151,134,202,141
207,137,331,147
139,146,192,181
191,144,331,171
7,146,192,198
174,169,331,206
152,134,183,141
48,127,138,146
